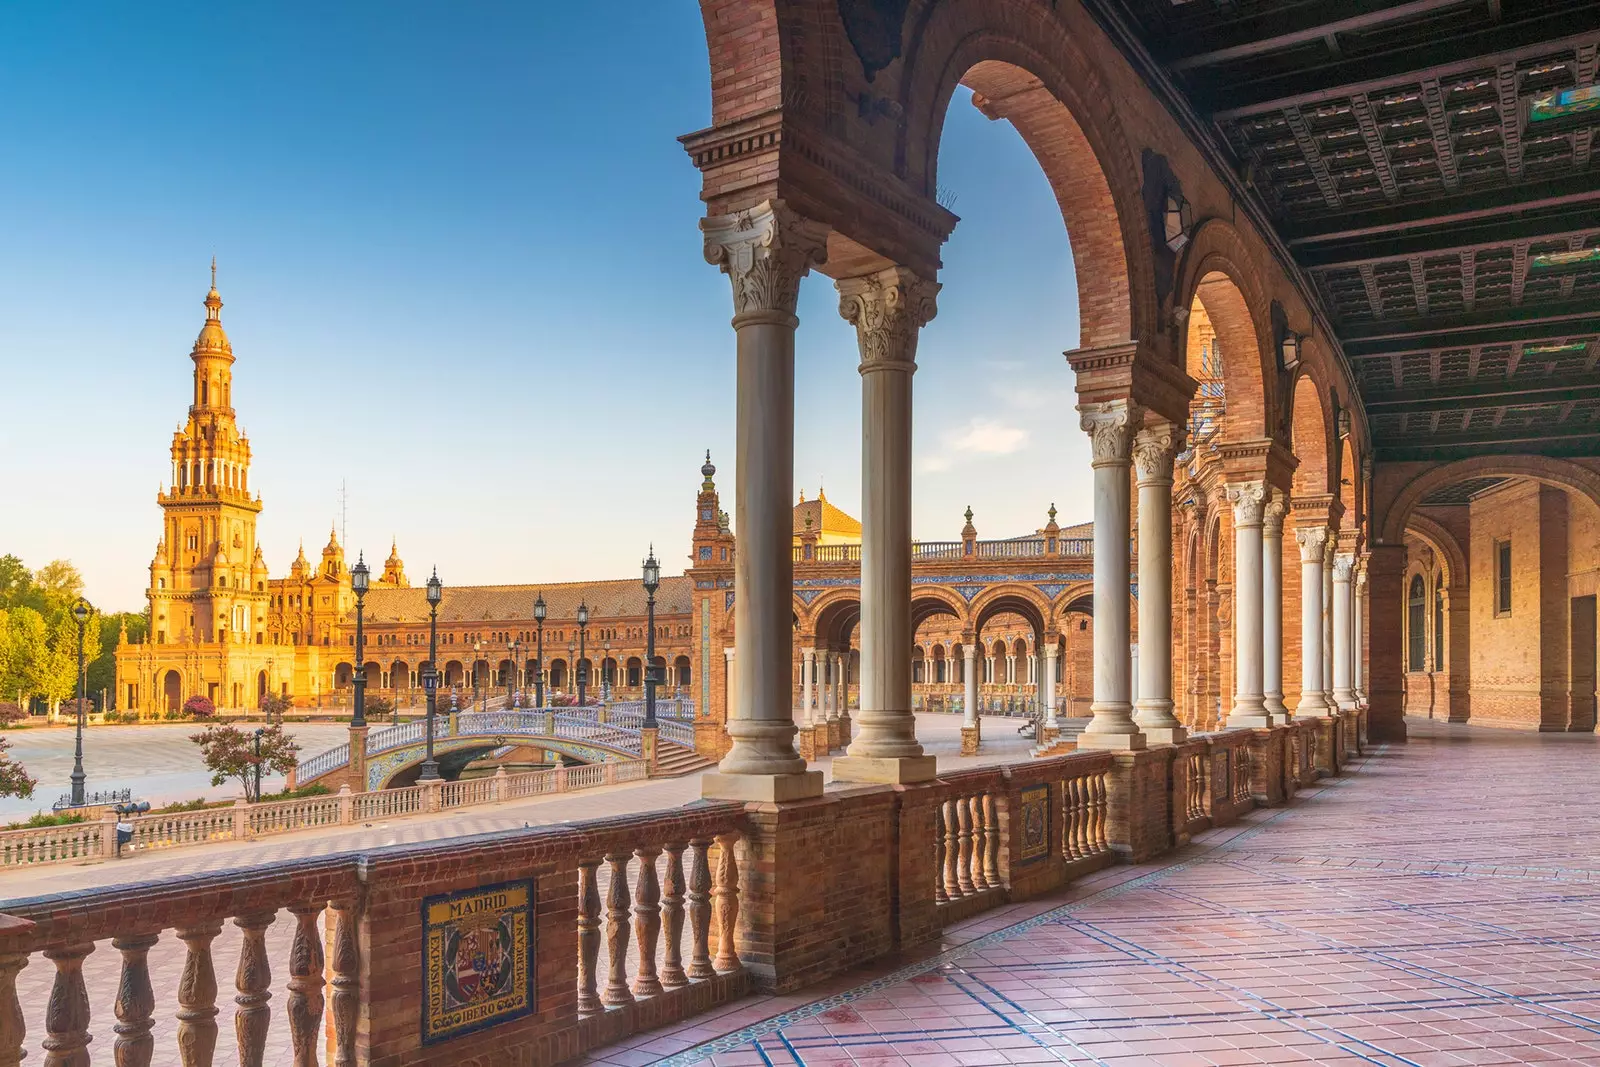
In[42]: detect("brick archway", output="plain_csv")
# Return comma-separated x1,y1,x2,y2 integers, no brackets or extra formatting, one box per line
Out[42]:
1380,456,1600,545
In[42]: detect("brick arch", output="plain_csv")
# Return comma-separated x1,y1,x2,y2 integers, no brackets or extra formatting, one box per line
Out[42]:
1380,456,1600,544
1177,221,1275,441
805,589,862,647
911,587,971,631
1286,360,1335,499
1046,581,1096,622
969,584,1052,639
898,12,1156,348
1404,512,1467,591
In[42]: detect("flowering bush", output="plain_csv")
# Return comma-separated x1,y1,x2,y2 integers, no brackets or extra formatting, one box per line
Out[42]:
183,695,216,719
0,702,26,726
259,692,293,721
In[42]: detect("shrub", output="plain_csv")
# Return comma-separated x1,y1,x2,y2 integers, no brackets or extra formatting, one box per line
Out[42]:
259,692,293,721
159,798,214,813
0,703,26,726
365,694,395,719
4,811,85,830
258,783,332,803
100,709,122,724
58,697,93,720
183,695,216,720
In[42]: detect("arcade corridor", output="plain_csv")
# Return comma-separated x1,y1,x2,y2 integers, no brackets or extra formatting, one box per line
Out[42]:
583,719,1600,1066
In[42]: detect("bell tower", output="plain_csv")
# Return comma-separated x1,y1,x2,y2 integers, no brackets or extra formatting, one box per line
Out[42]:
691,451,730,566
149,264,267,647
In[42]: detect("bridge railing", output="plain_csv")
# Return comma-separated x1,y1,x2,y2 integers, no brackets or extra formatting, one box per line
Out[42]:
364,719,426,756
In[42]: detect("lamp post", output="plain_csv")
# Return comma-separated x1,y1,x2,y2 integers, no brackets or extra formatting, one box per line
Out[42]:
576,601,590,706
351,552,369,728
252,727,264,802
601,641,611,700
533,592,547,708
507,639,522,706
642,546,661,728
473,640,484,712
420,569,443,781
69,597,91,807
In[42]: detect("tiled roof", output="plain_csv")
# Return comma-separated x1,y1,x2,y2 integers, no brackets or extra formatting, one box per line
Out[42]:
362,575,693,625
793,496,862,538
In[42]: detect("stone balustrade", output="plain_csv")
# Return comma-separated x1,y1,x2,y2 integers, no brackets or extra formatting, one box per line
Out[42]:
0,711,1366,1065
0,760,649,870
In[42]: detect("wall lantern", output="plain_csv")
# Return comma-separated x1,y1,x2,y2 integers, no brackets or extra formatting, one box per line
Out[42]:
1279,332,1301,371
1163,191,1193,253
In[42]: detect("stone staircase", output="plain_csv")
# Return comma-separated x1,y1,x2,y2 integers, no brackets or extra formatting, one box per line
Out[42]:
1031,716,1092,758
654,743,716,777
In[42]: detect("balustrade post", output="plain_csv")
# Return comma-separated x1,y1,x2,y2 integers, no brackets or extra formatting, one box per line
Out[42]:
0,935,27,1067
1063,779,1081,860
112,934,158,1067
941,799,960,898
966,795,987,891
686,840,715,980
933,807,948,904
42,942,93,1067
576,861,603,1014
712,833,741,972
285,904,325,1067
660,844,688,988
175,922,221,1067
327,899,359,1067
602,852,634,1007
234,912,275,1067
631,847,664,997
955,798,974,896
982,794,1001,887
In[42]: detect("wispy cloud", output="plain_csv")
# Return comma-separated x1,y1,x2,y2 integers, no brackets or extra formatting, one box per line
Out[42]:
919,417,1028,473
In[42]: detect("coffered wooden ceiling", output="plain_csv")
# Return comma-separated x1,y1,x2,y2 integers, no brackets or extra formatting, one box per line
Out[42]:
1081,0,1600,461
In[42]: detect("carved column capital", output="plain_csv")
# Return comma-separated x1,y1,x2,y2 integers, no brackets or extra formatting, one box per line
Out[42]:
1132,424,1183,485
1333,553,1357,582
1295,524,1330,562
1226,480,1268,527
837,266,939,372
1262,489,1288,535
1323,535,1337,565
701,199,829,320
1078,400,1142,467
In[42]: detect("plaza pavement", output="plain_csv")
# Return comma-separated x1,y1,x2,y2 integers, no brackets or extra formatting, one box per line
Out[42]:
575,717,1600,1066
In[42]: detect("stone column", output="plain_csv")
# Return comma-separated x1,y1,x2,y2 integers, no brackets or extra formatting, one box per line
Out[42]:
1132,423,1184,743
962,644,978,727
1077,400,1144,750
834,267,939,784
1353,563,1367,703
1226,482,1270,728
1005,654,1016,686
1042,641,1060,730
1322,538,1338,713
699,200,827,802
1262,491,1288,722
1332,553,1357,709
800,648,815,727
1295,526,1331,716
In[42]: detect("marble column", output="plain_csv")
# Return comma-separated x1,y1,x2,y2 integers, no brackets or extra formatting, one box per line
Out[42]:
723,647,736,725
1322,537,1338,713
1226,482,1270,729
1295,527,1331,716
834,266,939,784
1132,423,1184,743
1077,400,1144,750
1332,553,1357,709
822,652,836,721
1006,655,1016,686
962,644,978,728
836,650,849,719
1042,642,1060,730
699,200,826,802
800,648,815,727
1262,491,1288,722
1354,563,1367,704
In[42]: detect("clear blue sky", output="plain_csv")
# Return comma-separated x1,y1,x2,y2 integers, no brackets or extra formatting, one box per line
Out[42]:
0,2,1089,611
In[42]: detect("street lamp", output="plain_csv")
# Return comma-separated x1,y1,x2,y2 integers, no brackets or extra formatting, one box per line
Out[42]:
252,727,265,802
533,592,547,708
419,568,443,781
642,546,661,728
351,552,369,728
576,601,590,706
69,597,91,807
601,640,611,700
506,639,522,706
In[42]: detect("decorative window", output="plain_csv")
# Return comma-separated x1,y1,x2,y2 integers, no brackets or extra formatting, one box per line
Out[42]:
1407,575,1426,672
1495,540,1512,616
699,546,712,560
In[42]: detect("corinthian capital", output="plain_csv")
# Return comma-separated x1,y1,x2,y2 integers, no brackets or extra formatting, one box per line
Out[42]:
836,266,939,370
1333,552,1356,582
1132,423,1183,484
701,200,829,318
1295,524,1329,562
1226,481,1268,526
1263,489,1288,534
1078,400,1142,466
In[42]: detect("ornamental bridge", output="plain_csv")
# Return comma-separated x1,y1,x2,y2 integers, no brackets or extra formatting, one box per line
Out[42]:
293,700,705,791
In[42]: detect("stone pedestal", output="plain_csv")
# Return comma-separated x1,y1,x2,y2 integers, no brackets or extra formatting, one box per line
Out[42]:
959,723,980,756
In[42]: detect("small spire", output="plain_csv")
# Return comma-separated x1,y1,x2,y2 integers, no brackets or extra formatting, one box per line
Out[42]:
818,477,826,501
798,489,806,503
211,255,216,288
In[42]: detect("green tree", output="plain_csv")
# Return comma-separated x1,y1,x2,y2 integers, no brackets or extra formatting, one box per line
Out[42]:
44,611,95,705
2,608,52,705
87,611,143,701
190,723,301,802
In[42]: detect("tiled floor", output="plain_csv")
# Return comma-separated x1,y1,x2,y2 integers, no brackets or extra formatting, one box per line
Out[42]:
580,719,1600,1066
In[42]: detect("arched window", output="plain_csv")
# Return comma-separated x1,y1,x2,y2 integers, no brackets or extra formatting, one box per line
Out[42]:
1407,575,1426,672
1433,575,1445,670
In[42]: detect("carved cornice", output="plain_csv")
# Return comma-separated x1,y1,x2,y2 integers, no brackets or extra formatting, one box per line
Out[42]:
701,200,829,319
837,266,939,372
1079,400,1142,467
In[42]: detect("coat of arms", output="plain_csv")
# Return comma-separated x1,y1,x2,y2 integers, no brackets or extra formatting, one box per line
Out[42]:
422,879,534,1044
